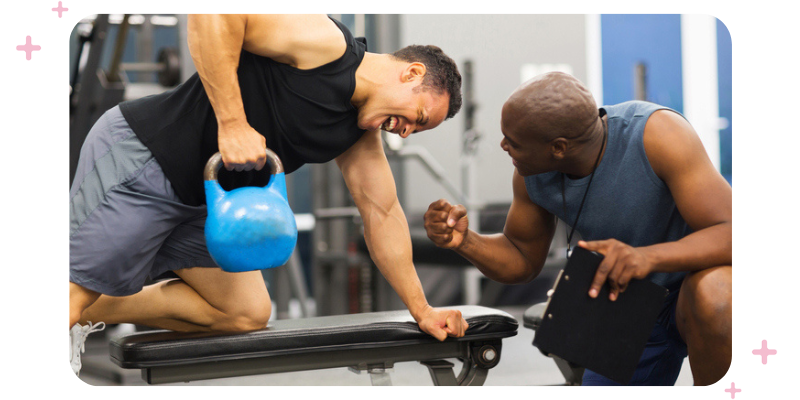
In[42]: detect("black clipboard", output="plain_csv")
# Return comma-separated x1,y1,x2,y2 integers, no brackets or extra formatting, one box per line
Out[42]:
532,247,669,384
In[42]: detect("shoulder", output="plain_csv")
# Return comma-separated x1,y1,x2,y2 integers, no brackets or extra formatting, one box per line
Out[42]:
242,15,348,69
643,109,709,181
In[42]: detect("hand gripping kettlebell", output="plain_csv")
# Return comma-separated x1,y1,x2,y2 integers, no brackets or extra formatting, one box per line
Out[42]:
203,149,298,272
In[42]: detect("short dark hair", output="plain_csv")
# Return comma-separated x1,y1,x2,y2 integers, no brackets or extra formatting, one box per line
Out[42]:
392,45,462,120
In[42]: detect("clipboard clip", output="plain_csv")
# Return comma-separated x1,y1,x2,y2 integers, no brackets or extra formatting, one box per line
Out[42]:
542,269,567,322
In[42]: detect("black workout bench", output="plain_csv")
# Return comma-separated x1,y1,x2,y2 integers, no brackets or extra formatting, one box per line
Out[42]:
110,305,518,385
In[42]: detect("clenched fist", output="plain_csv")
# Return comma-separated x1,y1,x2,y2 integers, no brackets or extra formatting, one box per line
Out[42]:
424,199,470,250
416,306,469,341
218,121,268,172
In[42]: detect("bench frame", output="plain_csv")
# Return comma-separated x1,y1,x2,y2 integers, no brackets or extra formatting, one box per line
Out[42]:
137,338,503,385
111,305,516,386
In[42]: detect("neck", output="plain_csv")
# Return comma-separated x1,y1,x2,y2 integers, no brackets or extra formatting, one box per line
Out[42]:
562,115,608,179
351,53,393,108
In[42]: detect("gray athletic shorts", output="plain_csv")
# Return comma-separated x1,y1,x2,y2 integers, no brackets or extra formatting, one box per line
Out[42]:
69,106,218,296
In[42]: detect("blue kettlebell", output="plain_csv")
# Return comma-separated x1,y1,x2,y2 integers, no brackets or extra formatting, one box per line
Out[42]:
203,149,298,272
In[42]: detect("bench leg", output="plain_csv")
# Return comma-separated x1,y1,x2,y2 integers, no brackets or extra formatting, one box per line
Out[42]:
455,360,489,385
553,356,584,386
421,360,458,385
367,367,393,386
421,359,489,386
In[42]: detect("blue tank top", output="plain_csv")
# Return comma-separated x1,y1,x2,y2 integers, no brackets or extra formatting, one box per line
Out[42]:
523,101,692,292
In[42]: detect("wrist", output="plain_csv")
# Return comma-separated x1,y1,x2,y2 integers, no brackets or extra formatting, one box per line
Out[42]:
454,229,472,252
409,303,434,322
638,245,662,274
216,115,249,132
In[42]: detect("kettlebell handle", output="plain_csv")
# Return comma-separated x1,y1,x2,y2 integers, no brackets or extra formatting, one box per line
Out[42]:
204,148,285,182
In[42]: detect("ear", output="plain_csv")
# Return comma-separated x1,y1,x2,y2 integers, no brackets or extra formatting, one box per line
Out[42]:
402,62,427,82
550,138,569,160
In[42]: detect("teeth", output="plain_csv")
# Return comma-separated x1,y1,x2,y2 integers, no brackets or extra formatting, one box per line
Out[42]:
382,116,397,131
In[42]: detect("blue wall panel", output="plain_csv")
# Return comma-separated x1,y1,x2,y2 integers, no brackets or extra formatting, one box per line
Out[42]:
601,14,684,113
716,19,733,183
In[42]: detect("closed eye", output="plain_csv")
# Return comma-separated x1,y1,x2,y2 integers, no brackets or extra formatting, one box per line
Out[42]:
417,109,429,126
503,135,519,148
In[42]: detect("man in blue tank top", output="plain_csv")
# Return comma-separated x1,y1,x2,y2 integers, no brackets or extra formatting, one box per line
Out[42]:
69,15,468,375
424,72,731,386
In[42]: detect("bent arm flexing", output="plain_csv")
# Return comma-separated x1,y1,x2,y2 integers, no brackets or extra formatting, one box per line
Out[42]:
425,170,557,284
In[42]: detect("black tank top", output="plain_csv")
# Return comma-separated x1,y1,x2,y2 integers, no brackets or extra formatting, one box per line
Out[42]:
119,18,367,206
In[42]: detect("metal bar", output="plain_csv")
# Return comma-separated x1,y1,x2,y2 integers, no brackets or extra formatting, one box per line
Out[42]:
455,360,489,386
397,146,467,204
107,14,130,82
553,356,584,385
421,360,458,386
286,250,311,317
634,62,648,101
368,367,393,386
458,359,489,386
70,14,111,184
314,207,361,219
137,14,154,83
119,62,165,72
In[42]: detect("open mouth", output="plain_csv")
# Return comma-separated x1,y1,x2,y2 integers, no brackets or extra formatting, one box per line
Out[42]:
382,116,399,132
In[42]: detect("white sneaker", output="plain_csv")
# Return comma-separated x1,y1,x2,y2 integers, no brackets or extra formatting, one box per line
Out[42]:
70,321,106,376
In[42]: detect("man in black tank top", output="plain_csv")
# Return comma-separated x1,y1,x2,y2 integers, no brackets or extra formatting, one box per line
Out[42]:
424,72,732,386
69,15,467,369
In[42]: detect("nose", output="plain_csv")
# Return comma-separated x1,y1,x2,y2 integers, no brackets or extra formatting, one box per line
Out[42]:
401,124,416,138
500,137,508,151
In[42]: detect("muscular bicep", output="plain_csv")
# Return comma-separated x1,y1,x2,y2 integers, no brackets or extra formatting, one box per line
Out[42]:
644,110,732,231
503,170,557,267
187,15,246,64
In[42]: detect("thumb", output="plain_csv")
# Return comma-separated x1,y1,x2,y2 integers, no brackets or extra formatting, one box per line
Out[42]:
447,205,468,229
427,324,447,341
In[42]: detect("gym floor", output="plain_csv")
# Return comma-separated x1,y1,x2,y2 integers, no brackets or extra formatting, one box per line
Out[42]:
76,305,694,386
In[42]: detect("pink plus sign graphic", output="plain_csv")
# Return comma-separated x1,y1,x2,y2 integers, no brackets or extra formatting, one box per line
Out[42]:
753,339,777,364
725,382,741,399
52,2,68,18
16,36,41,60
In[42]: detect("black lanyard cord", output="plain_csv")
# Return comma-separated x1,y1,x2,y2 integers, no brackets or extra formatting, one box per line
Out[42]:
561,115,607,258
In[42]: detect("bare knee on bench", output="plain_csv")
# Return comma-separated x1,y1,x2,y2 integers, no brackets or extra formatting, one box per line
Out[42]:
176,267,272,332
211,292,272,332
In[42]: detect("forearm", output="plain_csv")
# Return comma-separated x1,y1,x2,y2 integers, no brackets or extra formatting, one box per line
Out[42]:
643,221,732,273
187,15,248,128
361,199,431,320
454,231,543,284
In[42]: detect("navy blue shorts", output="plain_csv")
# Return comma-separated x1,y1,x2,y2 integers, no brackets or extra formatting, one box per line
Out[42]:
582,287,688,386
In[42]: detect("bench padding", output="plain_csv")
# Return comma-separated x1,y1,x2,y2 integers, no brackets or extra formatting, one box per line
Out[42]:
110,305,518,369
522,302,547,330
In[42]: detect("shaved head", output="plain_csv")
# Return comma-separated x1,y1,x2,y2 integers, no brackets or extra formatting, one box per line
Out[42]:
502,72,601,143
